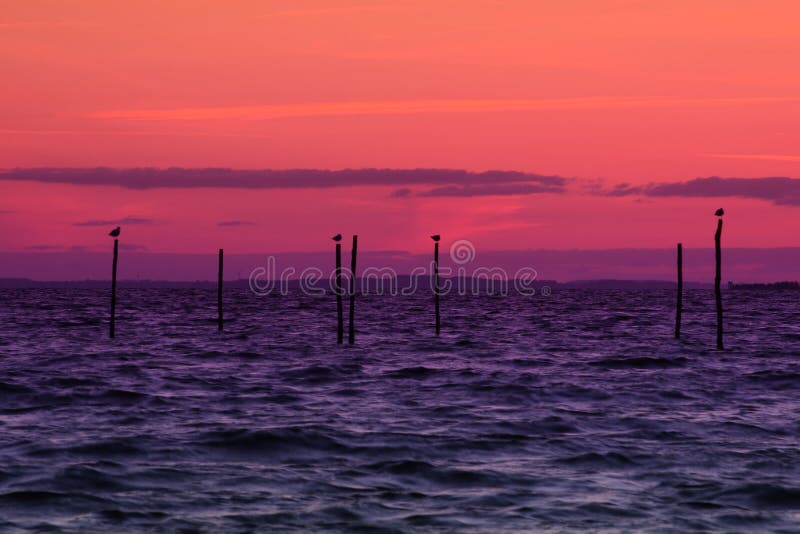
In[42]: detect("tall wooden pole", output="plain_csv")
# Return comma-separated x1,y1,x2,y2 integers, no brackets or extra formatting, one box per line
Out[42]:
335,243,343,344
675,243,682,339
110,238,118,339
218,248,223,332
434,242,440,336
348,235,358,345
714,219,723,350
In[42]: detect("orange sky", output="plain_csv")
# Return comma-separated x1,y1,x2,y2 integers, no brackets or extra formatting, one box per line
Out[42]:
1,0,800,256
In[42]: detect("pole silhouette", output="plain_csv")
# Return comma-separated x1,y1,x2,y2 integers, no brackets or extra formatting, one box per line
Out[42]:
432,235,441,335
675,243,682,339
335,240,343,344
348,235,358,345
217,248,223,332
110,238,118,339
714,216,724,350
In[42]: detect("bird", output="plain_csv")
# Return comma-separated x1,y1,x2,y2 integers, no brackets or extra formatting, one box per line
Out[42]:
332,234,342,242
715,208,725,217
430,235,441,242
109,226,121,237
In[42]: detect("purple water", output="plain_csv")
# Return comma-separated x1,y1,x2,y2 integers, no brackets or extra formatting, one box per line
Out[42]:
1,288,799,531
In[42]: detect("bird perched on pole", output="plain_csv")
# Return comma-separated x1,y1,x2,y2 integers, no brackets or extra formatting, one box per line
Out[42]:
715,208,724,217
332,234,342,242
430,234,440,242
109,226,121,237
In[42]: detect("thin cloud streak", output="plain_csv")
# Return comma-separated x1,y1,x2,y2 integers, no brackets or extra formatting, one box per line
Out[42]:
389,188,413,198
0,20,98,29
704,153,800,162
0,168,565,191
607,177,800,206
262,4,400,18
74,216,154,227
218,220,257,227
88,97,800,121
0,129,273,139
418,183,564,197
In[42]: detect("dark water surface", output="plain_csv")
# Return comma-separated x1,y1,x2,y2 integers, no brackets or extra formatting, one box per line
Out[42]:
1,288,799,532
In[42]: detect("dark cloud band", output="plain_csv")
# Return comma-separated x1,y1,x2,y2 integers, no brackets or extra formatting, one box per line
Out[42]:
0,167,565,191
73,216,154,227
606,176,800,206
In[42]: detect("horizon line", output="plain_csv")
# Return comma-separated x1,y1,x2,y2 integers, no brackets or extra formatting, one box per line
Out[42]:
4,245,800,255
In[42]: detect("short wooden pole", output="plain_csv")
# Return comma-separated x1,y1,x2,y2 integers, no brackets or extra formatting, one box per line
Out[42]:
714,219,723,350
335,243,343,344
348,235,358,345
675,243,682,339
218,248,223,332
110,239,118,338
434,242,440,336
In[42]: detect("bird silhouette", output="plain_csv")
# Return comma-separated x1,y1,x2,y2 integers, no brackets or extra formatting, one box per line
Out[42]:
109,227,121,237
430,235,441,242
715,208,725,217
332,234,342,242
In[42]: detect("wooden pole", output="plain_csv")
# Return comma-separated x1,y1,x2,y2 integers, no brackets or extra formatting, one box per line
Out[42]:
110,238,118,338
714,219,723,350
336,243,343,344
434,242,440,335
675,243,682,339
348,235,358,345
218,248,223,332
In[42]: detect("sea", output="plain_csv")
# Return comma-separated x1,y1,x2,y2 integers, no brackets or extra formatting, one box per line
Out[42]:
1,288,799,532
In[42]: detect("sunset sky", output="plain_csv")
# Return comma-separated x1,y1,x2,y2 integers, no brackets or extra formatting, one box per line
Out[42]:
1,0,800,278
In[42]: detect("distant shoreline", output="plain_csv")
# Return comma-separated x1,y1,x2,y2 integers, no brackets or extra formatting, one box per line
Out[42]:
729,281,800,291
4,277,797,290
0,277,732,290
